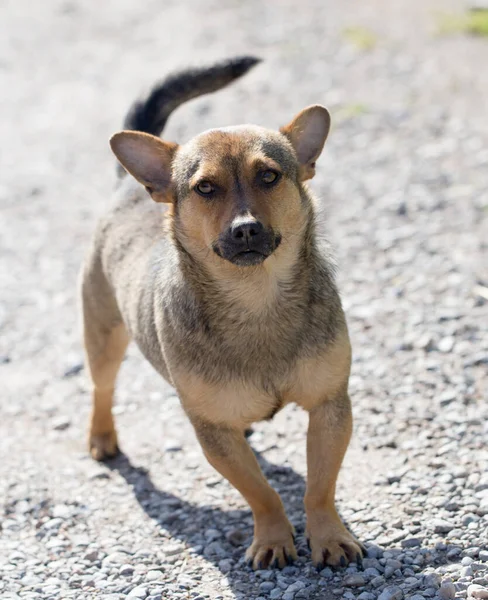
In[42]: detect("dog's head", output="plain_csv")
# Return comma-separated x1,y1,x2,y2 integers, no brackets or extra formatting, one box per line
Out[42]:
110,106,330,269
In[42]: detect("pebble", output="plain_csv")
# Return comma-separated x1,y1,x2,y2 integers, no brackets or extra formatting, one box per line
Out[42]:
438,582,456,599
343,573,366,587
377,586,404,600
401,538,422,548
128,587,147,598
438,336,455,353
364,567,381,579
432,518,456,533
285,581,306,594
225,529,247,546
51,416,71,431
145,571,163,581
371,576,386,588
468,585,488,599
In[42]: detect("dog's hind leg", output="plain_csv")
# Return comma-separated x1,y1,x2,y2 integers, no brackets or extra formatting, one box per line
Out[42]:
81,275,130,461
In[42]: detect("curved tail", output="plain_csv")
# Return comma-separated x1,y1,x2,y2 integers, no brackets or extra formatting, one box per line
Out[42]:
122,55,261,137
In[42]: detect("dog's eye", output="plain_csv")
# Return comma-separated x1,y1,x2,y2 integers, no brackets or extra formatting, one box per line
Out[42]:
195,181,214,196
260,170,280,185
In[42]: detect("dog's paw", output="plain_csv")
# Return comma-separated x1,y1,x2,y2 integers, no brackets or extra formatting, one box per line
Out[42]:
306,512,363,570
89,430,119,461
245,520,297,569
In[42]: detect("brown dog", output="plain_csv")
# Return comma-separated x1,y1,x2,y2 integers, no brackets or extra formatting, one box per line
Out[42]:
81,56,363,570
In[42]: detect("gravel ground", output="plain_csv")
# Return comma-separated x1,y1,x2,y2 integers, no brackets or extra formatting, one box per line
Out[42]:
1,0,487,599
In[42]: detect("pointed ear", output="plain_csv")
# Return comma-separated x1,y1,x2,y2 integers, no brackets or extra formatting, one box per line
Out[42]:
110,131,178,203
280,105,330,181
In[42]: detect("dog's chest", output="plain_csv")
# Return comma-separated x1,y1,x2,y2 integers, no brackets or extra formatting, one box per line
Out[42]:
172,329,350,427
176,375,281,428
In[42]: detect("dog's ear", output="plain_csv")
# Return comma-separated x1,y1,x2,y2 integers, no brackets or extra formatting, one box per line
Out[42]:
110,131,178,203
281,105,330,181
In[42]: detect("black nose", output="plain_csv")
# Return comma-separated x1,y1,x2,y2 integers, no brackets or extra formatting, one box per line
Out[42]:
231,220,264,243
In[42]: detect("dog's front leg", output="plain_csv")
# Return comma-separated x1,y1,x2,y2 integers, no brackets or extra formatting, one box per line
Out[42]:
191,419,297,569
305,391,363,569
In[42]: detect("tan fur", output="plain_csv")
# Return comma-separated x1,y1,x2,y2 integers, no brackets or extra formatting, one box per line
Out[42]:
82,70,362,569
287,328,352,411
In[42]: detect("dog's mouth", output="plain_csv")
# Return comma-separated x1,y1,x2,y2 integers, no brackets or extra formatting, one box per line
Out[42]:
230,250,267,266
213,233,281,267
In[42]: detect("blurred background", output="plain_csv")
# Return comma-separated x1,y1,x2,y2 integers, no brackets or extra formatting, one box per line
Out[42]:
1,1,487,599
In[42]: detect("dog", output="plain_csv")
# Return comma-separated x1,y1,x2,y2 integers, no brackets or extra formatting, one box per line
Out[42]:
81,56,363,570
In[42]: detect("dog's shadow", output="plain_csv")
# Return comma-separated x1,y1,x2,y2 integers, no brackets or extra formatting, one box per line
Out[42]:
106,447,309,593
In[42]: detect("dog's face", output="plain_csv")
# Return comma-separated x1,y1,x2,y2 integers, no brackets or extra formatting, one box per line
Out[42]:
110,106,330,270
172,126,302,268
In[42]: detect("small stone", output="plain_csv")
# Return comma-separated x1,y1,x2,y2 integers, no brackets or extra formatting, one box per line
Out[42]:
51,416,71,431
439,390,457,406
145,571,163,582
362,558,382,570
357,593,376,600
343,573,366,587
423,573,442,588
366,545,384,559
164,440,182,452
424,586,439,597
128,587,147,598
203,541,227,558
204,528,222,541
364,567,381,579
225,529,247,546
63,362,84,377
119,565,135,576
377,586,403,600
438,582,456,599
218,559,232,573
270,590,282,600
432,518,456,533
401,537,422,548
319,567,334,578
415,333,435,350
371,575,386,588
438,336,455,353
286,581,306,594
164,544,184,557
468,584,488,599
479,551,488,562
103,552,128,565
260,582,276,592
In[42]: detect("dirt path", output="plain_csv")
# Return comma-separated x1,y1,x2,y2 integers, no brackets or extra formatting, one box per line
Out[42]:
1,1,487,599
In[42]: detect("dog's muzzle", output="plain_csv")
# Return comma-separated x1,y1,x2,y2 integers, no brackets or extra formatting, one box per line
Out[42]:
213,219,281,266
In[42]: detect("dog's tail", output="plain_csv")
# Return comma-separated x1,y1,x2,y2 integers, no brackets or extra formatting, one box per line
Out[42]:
122,55,261,138
116,56,260,177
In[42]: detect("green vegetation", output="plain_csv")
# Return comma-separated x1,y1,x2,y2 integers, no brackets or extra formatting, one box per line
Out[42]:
437,9,488,37
342,26,378,50
335,103,369,122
